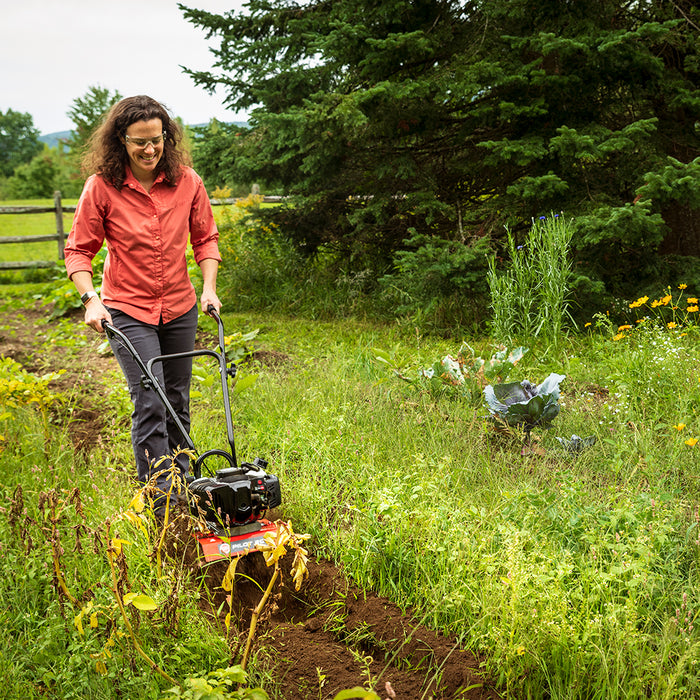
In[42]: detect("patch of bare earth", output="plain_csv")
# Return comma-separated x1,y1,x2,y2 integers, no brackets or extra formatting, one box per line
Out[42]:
0,304,118,454
170,514,501,700
1,304,501,699
258,555,498,699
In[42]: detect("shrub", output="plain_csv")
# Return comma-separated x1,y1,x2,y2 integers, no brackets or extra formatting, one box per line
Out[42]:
379,229,492,331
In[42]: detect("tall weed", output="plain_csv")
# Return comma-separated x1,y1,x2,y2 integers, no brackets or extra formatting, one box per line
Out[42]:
215,198,360,319
488,214,575,346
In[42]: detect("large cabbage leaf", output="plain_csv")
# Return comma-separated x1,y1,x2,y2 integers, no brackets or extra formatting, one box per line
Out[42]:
484,373,566,432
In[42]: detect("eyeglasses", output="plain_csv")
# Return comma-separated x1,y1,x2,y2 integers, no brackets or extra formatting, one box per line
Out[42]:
124,132,166,148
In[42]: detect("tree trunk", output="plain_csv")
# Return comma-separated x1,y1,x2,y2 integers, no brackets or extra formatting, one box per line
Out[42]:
658,204,700,256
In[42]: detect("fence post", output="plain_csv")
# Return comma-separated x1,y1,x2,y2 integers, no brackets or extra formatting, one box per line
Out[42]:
54,190,65,260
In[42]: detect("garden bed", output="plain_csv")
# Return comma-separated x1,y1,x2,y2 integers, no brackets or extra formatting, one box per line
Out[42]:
0,302,501,699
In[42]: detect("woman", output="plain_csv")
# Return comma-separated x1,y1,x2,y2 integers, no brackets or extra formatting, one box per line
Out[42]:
64,95,221,512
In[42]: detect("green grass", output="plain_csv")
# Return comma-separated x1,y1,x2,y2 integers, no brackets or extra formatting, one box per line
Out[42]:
2,279,700,698
0,199,76,282
198,308,700,698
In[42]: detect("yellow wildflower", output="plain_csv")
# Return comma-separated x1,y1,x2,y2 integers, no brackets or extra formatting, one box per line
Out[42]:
629,295,649,308
585,322,592,327
685,438,698,447
674,423,686,431
687,297,698,304
613,333,626,341
618,324,632,331
667,322,677,329
679,283,688,290
688,305,699,313
662,294,672,305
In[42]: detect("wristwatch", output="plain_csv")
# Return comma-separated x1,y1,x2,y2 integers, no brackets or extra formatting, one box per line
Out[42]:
81,290,99,306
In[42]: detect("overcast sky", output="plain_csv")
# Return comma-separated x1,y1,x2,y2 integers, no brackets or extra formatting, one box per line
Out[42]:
1,0,249,135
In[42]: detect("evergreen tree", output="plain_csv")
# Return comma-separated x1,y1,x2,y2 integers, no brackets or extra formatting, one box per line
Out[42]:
190,119,253,194
181,0,699,302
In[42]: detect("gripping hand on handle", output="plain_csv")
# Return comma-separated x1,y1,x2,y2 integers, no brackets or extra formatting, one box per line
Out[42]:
85,297,112,333
199,258,221,317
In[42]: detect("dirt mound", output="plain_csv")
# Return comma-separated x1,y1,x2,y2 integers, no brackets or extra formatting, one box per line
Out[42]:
198,549,500,699
159,509,499,698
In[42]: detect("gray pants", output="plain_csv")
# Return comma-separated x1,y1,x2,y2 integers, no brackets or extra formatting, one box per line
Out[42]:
106,304,198,504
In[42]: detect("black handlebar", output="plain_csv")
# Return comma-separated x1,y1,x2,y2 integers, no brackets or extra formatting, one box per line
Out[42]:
101,306,238,476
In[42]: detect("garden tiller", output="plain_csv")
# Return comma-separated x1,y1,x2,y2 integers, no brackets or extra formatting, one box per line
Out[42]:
103,307,281,564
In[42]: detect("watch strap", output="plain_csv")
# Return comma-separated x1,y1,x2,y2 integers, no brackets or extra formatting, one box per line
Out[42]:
81,290,99,306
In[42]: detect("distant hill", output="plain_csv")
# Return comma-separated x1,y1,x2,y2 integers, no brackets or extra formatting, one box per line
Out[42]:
39,121,249,150
39,131,71,149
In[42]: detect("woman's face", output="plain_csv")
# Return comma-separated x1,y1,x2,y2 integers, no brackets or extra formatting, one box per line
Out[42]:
123,118,165,182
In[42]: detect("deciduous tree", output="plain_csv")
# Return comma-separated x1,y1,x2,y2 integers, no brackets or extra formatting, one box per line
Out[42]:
66,85,123,154
0,109,43,178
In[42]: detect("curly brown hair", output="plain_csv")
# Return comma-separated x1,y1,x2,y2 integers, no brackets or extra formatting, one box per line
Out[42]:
82,95,191,189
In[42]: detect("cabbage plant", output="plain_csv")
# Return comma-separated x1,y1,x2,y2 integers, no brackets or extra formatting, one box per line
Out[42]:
374,343,528,405
556,434,597,454
421,344,528,386
484,373,566,446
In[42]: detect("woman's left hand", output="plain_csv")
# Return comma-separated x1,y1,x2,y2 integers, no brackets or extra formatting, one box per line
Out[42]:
199,258,221,316
201,291,221,316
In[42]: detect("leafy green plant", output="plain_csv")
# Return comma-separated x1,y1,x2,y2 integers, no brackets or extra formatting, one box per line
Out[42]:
0,356,63,411
41,247,107,319
374,344,527,404
484,372,566,449
0,355,64,446
190,326,260,401
223,328,261,364
555,434,597,454
162,666,269,700
421,344,528,398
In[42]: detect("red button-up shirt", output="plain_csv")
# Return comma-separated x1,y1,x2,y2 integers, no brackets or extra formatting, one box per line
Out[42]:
65,166,221,325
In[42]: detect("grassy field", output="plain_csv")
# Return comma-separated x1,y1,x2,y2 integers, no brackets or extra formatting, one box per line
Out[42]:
1,275,700,698
0,197,250,265
2,199,700,698
0,198,76,264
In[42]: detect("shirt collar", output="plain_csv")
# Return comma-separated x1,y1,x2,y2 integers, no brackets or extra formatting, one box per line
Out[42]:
124,166,166,190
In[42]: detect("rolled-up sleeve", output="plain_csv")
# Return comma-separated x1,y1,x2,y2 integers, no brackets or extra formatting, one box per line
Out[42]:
64,175,107,279
189,174,221,264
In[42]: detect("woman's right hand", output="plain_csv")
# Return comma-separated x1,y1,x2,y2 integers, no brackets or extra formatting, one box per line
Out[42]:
84,299,112,333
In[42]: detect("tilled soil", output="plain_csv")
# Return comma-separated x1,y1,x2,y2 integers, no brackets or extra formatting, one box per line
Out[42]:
0,303,501,699
189,544,500,699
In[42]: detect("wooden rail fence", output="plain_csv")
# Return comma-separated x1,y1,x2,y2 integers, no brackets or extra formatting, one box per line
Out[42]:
0,191,284,270
0,191,74,270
